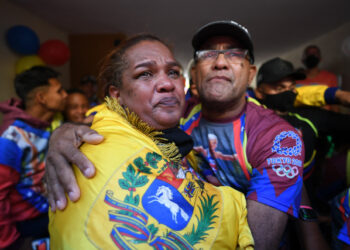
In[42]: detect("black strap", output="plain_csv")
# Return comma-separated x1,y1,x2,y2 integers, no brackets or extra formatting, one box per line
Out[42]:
160,127,194,158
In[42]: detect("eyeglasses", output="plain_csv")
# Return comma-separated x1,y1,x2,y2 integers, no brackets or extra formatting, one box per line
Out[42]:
195,48,250,63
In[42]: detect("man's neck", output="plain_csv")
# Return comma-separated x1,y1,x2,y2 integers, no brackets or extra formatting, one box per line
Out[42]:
201,96,246,121
306,67,320,79
25,105,55,122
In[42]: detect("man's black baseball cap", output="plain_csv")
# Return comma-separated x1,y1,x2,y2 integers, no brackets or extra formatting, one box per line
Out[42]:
257,57,306,86
192,20,254,64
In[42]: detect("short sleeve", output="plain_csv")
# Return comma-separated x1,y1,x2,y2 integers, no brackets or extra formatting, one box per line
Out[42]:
294,85,328,107
246,125,304,218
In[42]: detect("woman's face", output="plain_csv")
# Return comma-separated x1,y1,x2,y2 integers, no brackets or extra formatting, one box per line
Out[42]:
110,40,185,130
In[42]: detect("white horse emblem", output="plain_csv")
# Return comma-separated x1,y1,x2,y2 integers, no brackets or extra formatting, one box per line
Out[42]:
149,186,189,224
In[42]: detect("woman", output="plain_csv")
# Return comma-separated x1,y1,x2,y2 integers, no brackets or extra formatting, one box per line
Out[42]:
49,34,253,249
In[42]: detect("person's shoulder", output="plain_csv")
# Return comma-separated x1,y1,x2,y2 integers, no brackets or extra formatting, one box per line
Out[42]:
0,120,15,137
91,104,135,135
183,97,201,118
180,98,202,129
319,69,337,77
245,100,299,154
1,119,50,141
319,70,338,81
217,186,248,222
87,102,160,155
0,129,23,171
86,103,106,117
0,98,48,134
246,99,292,130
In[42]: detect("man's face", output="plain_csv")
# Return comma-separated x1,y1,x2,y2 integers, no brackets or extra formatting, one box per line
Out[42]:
209,137,218,150
42,78,68,112
111,40,185,130
193,36,256,109
255,78,297,112
64,93,89,123
304,47,321,59
302,47,321,69
257,78,296,98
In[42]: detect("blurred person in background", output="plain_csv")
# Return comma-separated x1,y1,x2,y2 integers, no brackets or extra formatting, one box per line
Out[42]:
0,66,67,249
64,89,90,123
297,45,338,88
79,75,99,107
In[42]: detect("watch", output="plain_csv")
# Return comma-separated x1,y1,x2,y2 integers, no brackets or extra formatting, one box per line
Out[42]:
299,205,318,222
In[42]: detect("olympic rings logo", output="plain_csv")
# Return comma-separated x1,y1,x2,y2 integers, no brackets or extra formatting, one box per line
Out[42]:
271,131,302,157
272,165,299,179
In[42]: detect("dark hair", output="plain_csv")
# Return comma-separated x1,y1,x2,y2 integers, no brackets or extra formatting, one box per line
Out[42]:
66,88,87,96
15,66,60,102
303,45,321,55
80,75,97,86
98,34,170,98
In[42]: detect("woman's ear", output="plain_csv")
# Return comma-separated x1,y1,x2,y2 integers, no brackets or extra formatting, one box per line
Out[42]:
108,85,123,104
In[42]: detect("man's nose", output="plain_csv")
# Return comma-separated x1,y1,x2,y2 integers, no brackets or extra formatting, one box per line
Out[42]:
62,90,68,99
213,53,229,70
78,106,86,114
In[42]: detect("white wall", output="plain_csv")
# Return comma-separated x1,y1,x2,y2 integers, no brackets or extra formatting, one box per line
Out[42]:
0,0,70,108
250,22,350,90
280,22,350,90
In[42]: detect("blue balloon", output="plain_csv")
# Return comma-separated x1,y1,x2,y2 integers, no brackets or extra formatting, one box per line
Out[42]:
6,25,40,55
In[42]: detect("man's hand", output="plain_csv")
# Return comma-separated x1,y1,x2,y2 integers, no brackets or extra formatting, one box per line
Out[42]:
247,200,287,250
45,123,104,212
335,89,350,107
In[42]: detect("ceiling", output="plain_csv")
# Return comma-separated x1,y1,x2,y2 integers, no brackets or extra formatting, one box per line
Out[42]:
11,0,350,66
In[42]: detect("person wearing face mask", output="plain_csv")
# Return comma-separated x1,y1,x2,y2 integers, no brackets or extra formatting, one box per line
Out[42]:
255,58,318,179
255,57,350,179
297,45,338,88
255,58,350,233
255,58,304,112
255,57,350,249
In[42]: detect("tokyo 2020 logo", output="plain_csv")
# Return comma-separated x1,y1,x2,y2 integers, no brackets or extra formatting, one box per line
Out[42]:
271,131,302,157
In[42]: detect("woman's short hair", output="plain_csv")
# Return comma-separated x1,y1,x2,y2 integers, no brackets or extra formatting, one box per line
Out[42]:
98,34,171,98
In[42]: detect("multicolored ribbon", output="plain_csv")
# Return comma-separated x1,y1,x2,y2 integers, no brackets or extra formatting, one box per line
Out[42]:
105,190,193,249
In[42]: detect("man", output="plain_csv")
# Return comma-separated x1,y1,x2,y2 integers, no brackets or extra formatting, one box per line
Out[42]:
46,21,304,249
254,57,350,180
297,45,338,88
0,66,67,248
254,57,319,178
180,21,304,249
253,57,350,249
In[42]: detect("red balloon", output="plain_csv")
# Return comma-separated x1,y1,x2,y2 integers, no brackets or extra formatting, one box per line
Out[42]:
38,40,70,66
